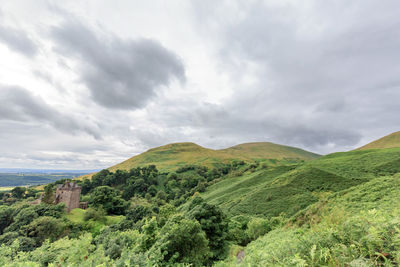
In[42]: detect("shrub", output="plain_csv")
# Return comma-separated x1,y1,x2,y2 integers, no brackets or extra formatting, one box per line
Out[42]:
23,216,66,246
149,215,209,266
83,207,106,223
246,217,271,240
89,186,128,215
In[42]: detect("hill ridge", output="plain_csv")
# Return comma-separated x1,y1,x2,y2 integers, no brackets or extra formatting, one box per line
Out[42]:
101,141,320,174
357,131,400,150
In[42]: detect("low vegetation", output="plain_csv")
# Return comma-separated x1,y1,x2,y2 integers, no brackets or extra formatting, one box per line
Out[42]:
0,136,399,266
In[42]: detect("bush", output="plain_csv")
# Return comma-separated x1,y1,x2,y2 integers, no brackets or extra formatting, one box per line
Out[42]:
246,217,271,240
149,215,210,266
83,208,106,223
186,196,229,261
89,186,128,215
125,205,152,224
23,216,66,246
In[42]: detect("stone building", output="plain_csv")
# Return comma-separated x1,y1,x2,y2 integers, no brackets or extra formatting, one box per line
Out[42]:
55,181,82,212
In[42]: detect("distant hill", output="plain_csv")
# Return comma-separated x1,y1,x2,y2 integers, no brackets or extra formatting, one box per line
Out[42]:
221,142,320,160
105,141,320,173
357,131,400,150
0,169,98,187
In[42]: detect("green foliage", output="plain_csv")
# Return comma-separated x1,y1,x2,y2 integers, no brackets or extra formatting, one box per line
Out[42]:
96,228,141,260
125,205,152,224
0,206,14,234
149,215,210,266
89,186,128,215
157,203,177,227
13,233,111,266
239,209,400,266
11,187,26,199
33,203,65,218
83,207,106,223
23,216,66,246
246,217,271,241
42,184,55,204
186,196,229,261
5,206,38,232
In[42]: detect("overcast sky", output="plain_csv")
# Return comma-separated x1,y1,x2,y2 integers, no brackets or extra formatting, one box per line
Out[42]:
1,0,399,169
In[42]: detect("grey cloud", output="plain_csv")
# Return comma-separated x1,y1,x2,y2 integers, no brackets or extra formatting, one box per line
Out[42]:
50,20,185,109
185,0,400,152
0,85,100,138
0,24,38,56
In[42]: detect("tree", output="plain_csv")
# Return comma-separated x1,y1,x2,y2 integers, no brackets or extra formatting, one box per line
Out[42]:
91,169,110,187
0,206,14,234
11,187,26,199
157,204,177,227
132,178,148,196
5,206,38,233
186,196,229,260
149,215,209,266
34,203,65,218
25,188,39,198
42,184,55,204
80,178,93,195
89,186,128,215
126,205,152,224
23,216,66,246
147,185,157,197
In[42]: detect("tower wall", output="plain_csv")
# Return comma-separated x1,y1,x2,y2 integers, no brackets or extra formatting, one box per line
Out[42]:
55,182,82,212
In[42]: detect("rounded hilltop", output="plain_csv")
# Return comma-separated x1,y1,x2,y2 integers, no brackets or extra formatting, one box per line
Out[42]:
105,141,320,173
357,131,400,150
221,142,320,160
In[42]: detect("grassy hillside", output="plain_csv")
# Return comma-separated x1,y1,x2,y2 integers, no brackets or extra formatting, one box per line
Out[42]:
357,131,400,150
221,142,320,161
211,147,400,266
231,173,400,266
203,147,400,218
83,142,319,179
108,142,241,173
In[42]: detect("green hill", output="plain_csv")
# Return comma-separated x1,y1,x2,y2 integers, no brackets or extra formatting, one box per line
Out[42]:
221,142,320,160
104,141,319,174
357,131,400,150
200,146,400,265
236,172,400,266
202,147,400,218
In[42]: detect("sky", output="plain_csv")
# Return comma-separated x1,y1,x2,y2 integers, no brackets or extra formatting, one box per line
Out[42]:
0,0,400,169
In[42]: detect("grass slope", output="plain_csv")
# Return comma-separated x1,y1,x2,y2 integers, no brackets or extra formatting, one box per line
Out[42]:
221,142,320,161
203,147,400,218
357,131,400,150
232,173,400,266
108,142,241,173
102,142,320,174
216,148,400,266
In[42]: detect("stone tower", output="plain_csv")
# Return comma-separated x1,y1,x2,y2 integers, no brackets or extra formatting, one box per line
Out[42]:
55,181,81,212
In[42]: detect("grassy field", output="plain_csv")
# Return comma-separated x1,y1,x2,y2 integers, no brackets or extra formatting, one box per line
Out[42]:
66,208,124,225
0,186,14,192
